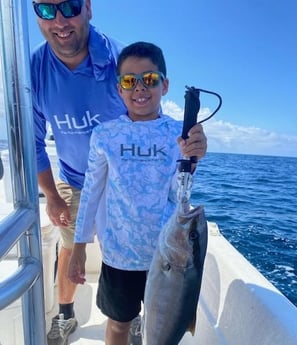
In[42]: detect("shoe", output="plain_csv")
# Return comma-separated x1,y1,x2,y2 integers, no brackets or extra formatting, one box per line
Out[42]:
47,313,78,345
128,315,142,345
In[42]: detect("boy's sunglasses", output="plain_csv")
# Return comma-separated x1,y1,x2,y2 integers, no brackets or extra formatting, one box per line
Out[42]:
118,71,165,91
32,0,83,20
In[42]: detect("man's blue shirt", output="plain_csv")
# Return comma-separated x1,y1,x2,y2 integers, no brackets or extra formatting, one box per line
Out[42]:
31,25,126,189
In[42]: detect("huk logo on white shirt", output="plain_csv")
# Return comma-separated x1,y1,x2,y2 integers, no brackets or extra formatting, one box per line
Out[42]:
120,144,167,157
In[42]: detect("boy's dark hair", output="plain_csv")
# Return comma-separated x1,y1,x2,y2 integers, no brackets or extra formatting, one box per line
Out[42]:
117,41,167,77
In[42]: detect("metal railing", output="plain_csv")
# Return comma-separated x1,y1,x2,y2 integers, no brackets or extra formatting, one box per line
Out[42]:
0,0,47,344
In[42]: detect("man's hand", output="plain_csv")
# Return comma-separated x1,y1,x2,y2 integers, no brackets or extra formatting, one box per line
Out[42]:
46,195,71,227
38,168,71,227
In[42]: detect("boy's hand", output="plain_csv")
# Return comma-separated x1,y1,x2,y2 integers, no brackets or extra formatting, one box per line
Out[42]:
68,243,87,285
177,123,207,159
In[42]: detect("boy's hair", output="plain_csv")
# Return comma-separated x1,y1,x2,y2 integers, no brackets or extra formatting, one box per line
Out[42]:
117,42,167,77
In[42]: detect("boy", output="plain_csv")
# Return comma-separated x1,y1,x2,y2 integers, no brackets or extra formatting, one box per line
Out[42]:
68,41,207,345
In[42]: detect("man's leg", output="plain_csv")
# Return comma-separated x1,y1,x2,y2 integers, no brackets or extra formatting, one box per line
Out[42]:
57,247,77,314
47,182,80,345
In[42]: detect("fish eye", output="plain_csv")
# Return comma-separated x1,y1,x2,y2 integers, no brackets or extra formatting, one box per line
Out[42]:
162,262,171,271
189,230,198,241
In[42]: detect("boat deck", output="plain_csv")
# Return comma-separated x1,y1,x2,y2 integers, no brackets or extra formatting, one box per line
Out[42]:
1,176,297,345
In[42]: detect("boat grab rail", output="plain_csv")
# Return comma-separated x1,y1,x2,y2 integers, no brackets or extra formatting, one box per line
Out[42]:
0,208,36,258
0,256,41,310
0,1,47,344
0,207,41,310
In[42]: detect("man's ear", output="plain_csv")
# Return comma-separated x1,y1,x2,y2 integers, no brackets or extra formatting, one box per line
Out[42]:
85,0,92,20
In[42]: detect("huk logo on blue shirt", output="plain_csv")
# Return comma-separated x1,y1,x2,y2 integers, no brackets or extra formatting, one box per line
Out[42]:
53,111,101,130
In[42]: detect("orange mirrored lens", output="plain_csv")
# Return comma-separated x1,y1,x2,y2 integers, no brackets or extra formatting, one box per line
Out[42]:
119,72,163,90
121,75,137,89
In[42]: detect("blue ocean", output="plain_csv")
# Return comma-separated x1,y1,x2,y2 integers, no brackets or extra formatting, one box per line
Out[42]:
191,152,297,307
1,136,296,307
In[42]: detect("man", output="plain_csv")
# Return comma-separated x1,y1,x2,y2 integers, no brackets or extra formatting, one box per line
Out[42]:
31,1,126,344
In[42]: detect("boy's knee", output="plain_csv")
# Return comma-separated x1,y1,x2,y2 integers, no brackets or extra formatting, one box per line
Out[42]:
109,319,131,335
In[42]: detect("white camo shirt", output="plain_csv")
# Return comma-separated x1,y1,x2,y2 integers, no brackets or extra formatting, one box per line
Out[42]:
75,113,184,270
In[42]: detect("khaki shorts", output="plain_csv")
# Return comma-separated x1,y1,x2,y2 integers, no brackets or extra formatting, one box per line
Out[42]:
56,180,81,249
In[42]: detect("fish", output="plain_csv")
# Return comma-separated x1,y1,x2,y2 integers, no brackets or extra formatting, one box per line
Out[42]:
143,201,208,345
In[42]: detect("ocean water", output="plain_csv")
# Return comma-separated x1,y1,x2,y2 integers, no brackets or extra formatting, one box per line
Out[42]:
1,140,296,307
191,152,297,307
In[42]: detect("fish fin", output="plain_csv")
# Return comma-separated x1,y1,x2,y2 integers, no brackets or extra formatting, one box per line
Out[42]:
187,314,197,336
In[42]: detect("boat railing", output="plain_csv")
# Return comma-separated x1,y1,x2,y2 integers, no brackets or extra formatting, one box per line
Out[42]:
0,1,47,344
0,154,3,180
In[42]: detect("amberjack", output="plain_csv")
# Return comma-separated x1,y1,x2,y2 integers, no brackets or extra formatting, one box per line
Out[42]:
143,202,208,345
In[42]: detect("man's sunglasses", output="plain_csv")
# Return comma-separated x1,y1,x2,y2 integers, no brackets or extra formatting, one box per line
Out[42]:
32,0,83,20
118,71,165,91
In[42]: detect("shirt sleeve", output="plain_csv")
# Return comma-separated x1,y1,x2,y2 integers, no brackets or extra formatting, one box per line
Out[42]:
74,129,107,243
31,49,51,174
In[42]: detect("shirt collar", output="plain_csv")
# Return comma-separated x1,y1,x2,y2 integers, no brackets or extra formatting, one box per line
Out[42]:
88,25,114,81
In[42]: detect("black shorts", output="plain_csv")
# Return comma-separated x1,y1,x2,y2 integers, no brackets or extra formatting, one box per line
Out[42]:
96,262,147,322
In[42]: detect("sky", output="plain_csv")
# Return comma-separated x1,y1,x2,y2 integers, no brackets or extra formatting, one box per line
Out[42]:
1,0,297,157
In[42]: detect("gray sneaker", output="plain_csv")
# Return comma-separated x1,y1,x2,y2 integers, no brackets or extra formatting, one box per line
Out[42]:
47,313,78,345
128,315,142,345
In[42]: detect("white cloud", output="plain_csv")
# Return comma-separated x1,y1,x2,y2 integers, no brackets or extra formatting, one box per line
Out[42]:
162,100,297,158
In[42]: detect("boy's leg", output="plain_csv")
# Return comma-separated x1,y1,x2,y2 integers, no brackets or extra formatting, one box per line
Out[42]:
96,263,146,344
105,318,131,345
